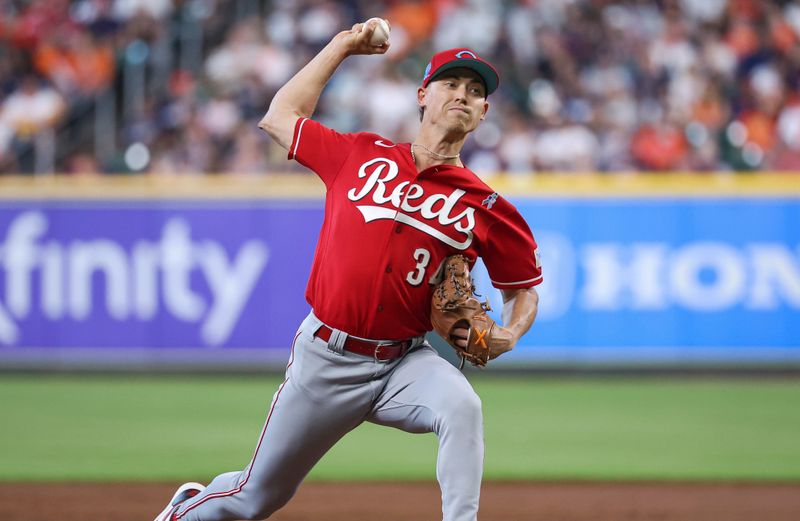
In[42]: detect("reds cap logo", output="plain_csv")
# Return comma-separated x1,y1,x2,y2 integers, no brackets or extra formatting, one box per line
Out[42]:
421,48,500,94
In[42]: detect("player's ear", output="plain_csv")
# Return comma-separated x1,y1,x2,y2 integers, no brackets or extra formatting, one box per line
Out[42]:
480,100,489,120
417,86,427,108
417,87,428,122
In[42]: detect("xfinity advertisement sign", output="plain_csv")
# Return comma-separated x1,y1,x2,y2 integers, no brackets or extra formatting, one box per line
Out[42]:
0,203,320,351
0,197,797,365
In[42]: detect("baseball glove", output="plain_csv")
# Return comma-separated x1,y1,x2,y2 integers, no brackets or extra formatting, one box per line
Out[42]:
430,254,499,367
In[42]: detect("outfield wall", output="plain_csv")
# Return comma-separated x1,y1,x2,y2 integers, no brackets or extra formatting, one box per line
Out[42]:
0,174,798,369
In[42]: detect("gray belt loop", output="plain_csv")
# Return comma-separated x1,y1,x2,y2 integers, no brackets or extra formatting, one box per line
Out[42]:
326,328,347,355
305,311,323,335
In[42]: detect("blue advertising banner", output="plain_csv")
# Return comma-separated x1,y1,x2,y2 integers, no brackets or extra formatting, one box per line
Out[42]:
473,197,800,364
0,195,798,366
0,201,322,351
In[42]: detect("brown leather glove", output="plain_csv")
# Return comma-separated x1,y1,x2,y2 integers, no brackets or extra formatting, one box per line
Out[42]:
430,255,500,367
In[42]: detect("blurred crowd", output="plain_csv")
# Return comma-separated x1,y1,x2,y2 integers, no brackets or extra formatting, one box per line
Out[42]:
1,0,799,175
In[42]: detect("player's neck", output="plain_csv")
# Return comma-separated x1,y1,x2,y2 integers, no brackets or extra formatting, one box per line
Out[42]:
411,129,465,170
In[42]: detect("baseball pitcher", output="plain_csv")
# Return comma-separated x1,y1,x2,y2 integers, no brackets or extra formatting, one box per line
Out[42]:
154,18,542,521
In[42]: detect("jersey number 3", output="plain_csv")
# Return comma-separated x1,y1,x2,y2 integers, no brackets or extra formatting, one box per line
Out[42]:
406,248,431,286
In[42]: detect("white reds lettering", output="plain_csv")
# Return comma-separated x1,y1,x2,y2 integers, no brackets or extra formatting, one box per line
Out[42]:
347,158,476,249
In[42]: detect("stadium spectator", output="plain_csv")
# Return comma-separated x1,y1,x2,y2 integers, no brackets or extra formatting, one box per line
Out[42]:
631,117,690,171
33,31,115,96
0,74,66,171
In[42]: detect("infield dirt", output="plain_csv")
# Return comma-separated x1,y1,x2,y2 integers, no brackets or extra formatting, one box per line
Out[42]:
1,481,799,521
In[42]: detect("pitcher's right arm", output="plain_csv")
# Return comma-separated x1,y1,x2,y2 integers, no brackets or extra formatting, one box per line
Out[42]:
258,21,389,150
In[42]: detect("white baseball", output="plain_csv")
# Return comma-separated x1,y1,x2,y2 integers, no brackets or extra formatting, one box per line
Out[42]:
366,17,390,46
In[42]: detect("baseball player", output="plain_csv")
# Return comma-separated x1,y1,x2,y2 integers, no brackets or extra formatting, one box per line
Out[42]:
154,20,542,521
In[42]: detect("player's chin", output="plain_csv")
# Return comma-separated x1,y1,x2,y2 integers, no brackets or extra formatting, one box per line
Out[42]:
444,115,476,133
452,120,480,136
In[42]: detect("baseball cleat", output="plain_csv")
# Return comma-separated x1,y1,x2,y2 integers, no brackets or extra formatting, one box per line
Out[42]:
153,482,205,521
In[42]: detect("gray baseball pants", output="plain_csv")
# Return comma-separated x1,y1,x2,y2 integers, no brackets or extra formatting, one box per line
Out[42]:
174,311,484,521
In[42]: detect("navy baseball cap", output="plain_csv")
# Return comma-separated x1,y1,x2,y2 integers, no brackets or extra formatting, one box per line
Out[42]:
421,48,499,95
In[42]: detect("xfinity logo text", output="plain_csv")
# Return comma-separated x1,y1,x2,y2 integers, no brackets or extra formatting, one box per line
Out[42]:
0,212,269,346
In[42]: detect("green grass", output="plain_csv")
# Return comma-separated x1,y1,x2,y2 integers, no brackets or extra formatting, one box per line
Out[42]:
0,375,798,481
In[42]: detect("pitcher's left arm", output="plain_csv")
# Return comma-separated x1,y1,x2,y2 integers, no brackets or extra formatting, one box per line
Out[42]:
495,287,539,353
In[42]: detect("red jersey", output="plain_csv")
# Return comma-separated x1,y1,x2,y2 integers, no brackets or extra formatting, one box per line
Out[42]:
289,118,542,340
